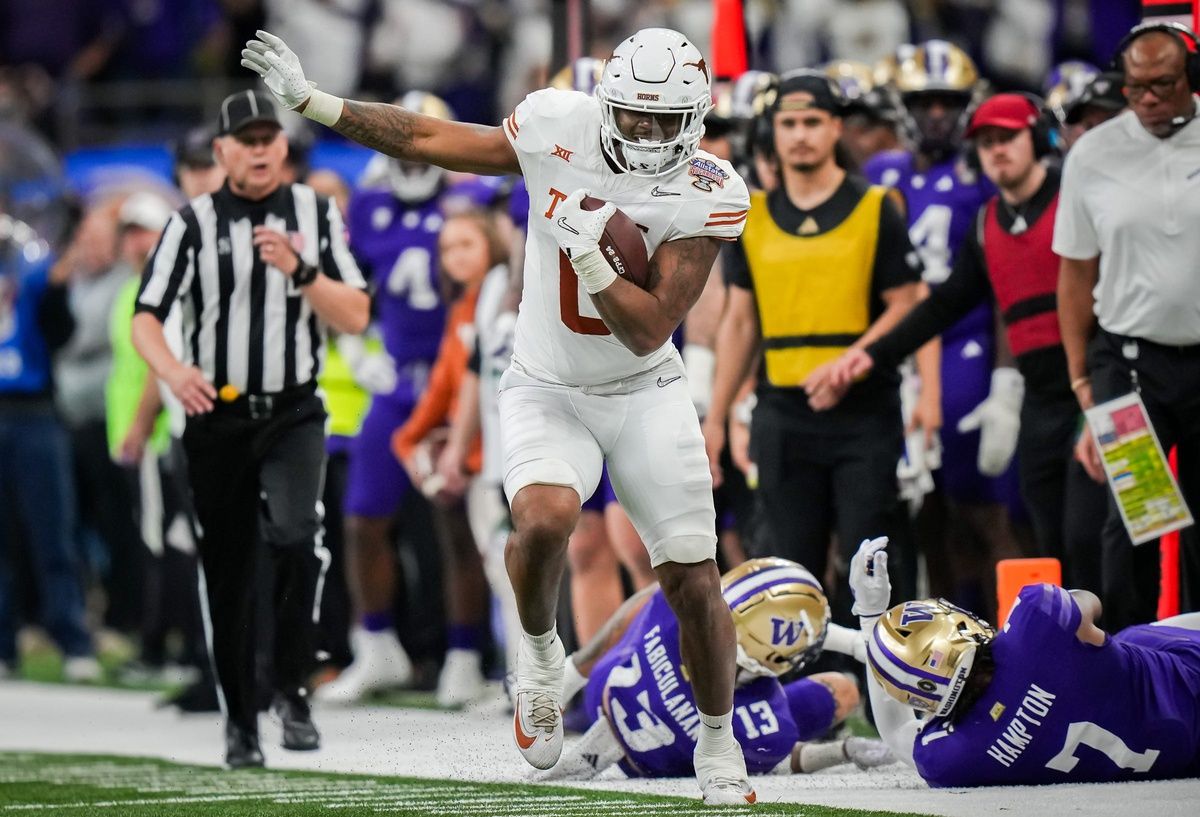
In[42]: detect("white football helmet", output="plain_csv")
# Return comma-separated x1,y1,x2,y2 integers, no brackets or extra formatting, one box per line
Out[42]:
596,28,713,177
388,91,454,203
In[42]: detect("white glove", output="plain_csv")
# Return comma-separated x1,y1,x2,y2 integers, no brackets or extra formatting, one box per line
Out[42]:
337,334,397,394
241,30,343,125
848,536,891,617
549,189,618,294
843,737,897,770
896,430,940,512
353,352,398,395
957,367,1023,477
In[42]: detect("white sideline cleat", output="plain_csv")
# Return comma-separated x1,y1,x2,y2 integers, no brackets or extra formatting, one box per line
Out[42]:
512,636,565,770
695,738,757,806
315,627,412,704
436,648,485,708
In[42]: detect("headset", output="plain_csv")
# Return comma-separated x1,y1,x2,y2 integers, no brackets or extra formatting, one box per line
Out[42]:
755,69,846,159
1112,21,1200,91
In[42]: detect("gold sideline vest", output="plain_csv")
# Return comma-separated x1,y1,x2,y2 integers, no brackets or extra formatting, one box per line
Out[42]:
742,186,884,387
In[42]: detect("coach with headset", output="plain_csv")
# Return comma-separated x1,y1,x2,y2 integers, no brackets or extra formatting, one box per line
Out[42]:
828,93,1109,595
703,71,931,617
1056,22,1200,628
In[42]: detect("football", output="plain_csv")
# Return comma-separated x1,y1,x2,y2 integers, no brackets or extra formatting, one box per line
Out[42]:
582,195,651,289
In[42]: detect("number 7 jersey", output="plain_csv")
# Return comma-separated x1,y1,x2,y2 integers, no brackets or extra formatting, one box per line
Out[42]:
504,88,749,386
912,584,1200,787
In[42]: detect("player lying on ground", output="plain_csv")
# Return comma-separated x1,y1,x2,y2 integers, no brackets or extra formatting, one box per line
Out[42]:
849,537,1200,787
538,557,895,780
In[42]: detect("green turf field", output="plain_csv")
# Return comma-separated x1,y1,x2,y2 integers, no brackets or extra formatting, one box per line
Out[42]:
0,753,925,817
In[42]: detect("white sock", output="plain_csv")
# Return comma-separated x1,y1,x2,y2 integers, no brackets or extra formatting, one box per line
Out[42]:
696,709,736,751
523,628,560,663
795,741,850,773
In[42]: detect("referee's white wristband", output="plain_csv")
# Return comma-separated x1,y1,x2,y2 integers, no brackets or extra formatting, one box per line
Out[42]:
569,248,617,295
302,89,344,127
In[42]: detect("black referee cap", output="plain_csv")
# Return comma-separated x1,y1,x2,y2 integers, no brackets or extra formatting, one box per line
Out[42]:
217,90,282,136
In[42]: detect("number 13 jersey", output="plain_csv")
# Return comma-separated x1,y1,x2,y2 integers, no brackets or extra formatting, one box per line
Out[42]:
504,88,749,386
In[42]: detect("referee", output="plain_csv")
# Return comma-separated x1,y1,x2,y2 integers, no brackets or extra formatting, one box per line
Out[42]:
132,90,369,768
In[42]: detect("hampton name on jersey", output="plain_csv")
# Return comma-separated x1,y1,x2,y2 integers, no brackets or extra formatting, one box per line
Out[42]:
504,88,749,386
912,584,1200,787
584,590,838,778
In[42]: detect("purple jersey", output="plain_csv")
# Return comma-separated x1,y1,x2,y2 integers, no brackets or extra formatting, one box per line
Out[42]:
584,591,836,777
864,151,994,341
913,584,1200,787
346,189,446,388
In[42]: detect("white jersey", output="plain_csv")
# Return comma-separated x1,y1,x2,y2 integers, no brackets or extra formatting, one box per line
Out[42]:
504,88,750,386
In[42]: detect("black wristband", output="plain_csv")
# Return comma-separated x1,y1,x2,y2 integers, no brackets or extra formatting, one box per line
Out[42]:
293,262,319,287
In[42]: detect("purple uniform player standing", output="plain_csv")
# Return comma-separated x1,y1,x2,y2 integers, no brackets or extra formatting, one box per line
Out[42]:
541,558,896,781
851,537,1200,788
867,41,1021,511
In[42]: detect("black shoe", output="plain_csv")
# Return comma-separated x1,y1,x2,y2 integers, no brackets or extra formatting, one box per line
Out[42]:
271,693,320,751
224,722,265,769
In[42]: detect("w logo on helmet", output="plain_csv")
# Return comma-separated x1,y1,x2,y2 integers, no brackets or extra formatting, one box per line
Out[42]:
770,617,805,647
900,601,938,626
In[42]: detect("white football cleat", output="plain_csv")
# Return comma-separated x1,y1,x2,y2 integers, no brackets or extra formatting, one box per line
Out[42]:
315,627,412,704
695,738,757,806
512,635,565,770
436,648,485,708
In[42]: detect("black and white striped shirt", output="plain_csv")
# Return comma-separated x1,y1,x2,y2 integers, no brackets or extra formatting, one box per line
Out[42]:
136,182,365,394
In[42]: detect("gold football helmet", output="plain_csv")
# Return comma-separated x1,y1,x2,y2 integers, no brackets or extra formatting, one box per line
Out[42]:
824,60,876,101
875,40,979,95
867,598,994,717
721,558,830,678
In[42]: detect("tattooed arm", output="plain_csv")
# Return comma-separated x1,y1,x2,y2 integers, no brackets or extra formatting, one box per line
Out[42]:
243,31,520,175
320,100,520,176
590,236,721,356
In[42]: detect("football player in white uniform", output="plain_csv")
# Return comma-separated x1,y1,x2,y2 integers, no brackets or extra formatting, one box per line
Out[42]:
243,28,755,805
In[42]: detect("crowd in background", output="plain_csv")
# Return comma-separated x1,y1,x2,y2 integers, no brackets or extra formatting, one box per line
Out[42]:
0,0,1184,717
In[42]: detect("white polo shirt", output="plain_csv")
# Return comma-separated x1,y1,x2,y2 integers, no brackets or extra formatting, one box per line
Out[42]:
1053,104,1200,345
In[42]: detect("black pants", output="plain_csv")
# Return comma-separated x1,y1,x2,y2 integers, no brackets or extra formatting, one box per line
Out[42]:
183,391,327,733
1089,330,1200,630
750,405,912,622
1017,388,1108,592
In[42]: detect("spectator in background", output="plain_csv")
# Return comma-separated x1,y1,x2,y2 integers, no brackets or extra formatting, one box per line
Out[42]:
1059,71,1127,151
771,0,910,74
822,61,903,172
392,209,504,708
1056,23,1200,628
174,125,226,199
0,1,121,81
0,212,100,682
55,203,146,639
104,191,204,684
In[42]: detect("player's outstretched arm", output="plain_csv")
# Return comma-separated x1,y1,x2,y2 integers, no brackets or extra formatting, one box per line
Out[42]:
570,584,658,676
242,31,519,176
1069,589,1107,646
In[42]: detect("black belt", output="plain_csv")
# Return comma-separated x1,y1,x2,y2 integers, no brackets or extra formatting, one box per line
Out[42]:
215,382,317,420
